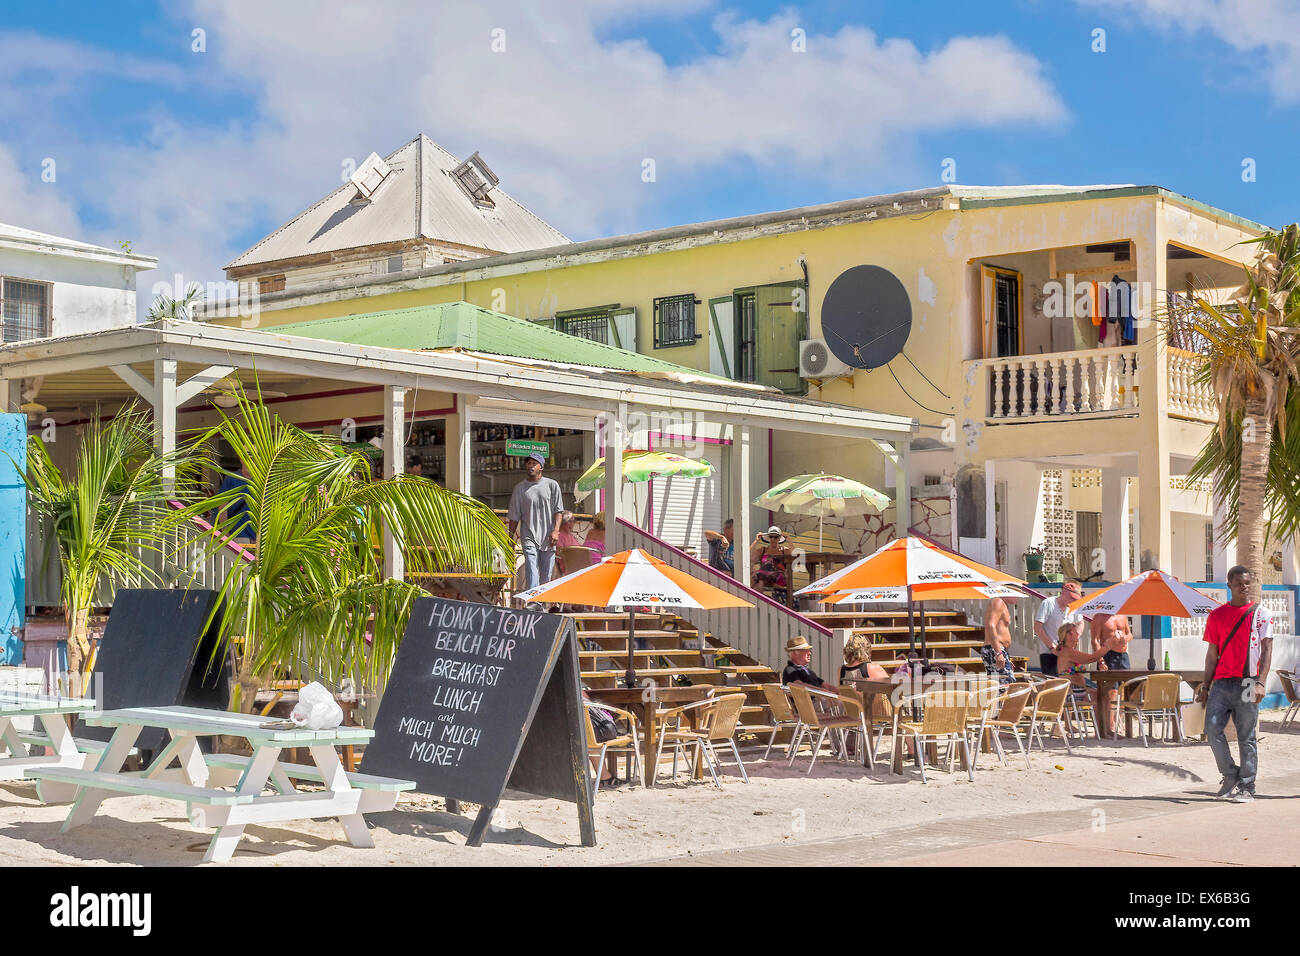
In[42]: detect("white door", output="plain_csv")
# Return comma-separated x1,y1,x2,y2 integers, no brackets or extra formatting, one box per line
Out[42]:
649,440,725,557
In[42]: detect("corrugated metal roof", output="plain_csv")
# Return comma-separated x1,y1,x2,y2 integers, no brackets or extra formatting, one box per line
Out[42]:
0,221,157,269
226,135,569,270
271,301,723,377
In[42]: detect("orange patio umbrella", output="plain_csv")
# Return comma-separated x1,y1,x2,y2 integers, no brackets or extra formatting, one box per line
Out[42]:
1068,569,1221,670
796,536,1028,658
518,548,753,687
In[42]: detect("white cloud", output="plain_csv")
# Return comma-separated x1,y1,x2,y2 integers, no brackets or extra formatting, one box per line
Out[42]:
0,3,1068,316
1078,0,1300,103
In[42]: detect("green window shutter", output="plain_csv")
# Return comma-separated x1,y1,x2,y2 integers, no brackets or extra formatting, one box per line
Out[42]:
707,296,734,379
754,282,806,395
610,307,637,352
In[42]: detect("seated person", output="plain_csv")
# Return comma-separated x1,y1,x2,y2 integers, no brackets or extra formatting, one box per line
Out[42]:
584,512,607,556
1055,621,1108,714
781,635,838,692
839,634,889,683
704,518,735,575
751,525,792,590
556,512,583,549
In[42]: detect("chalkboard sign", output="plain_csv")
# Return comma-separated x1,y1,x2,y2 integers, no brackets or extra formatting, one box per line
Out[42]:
361,597,594,847
78,589,231,752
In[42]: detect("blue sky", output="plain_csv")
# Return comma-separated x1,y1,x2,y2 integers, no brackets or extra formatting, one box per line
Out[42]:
0,0,1295,306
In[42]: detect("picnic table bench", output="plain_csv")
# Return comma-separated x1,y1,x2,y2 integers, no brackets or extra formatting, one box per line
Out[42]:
25,705,414,863
0,691,100,800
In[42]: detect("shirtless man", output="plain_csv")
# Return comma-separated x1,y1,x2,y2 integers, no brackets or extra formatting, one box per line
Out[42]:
981,596,1016,684
1090,613,1133,737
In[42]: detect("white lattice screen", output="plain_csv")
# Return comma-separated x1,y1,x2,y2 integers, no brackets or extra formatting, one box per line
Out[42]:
1041,469,1076,576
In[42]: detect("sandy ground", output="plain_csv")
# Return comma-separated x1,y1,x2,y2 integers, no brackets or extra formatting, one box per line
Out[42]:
2,713,1297,867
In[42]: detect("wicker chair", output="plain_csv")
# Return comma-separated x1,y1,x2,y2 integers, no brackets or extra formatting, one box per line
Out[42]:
1115,673,1184,746
1277,670,1300,730
966,682,1033,770
787,683,862,774
1020,678,1074,755
693,693,751,785
834,685,876,771
582,701,642,796
891,688,975,783
760,683,802,760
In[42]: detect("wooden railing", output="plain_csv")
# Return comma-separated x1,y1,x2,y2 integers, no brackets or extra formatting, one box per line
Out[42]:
617,518,837,673
25,502,254,608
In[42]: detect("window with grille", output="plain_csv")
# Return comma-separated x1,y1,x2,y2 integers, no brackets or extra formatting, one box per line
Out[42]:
653,293,698,348
561,309,609,344
2,279,50,342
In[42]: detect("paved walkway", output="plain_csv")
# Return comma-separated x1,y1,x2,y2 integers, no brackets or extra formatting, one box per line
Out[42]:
636,771,1300,866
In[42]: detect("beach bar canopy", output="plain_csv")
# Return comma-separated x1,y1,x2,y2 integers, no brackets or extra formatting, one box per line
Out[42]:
0,317,918,585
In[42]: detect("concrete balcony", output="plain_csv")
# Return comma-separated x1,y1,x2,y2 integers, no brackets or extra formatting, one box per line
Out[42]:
963,345,1215,426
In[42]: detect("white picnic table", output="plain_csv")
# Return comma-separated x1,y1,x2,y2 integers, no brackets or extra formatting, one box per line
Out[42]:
0,691,99,793
24,704,414,863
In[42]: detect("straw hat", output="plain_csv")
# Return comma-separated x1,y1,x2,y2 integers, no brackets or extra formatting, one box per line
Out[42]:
785,635,813,653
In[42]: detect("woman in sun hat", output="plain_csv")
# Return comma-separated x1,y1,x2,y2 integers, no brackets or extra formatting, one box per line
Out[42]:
751,524,792,592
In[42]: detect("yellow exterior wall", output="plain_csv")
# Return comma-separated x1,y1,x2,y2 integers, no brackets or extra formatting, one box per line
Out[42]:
228,192,1262,490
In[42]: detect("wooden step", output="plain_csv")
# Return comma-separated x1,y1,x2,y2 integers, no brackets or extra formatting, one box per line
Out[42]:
717,665,779,676
576,629,696,641
579,649,702,660
868,640,984,653
580,666,718,680
854,624,983,636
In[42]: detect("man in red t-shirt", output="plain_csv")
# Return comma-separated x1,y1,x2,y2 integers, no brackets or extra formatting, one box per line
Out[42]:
1195,566,1273,802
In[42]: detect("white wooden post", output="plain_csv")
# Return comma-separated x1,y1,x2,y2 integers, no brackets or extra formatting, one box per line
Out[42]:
1283,537,1300,588
446,395,473,494
895,440,912,538
1212,490,1235,582
382,385,406,581
1,380,19,413
731,423,752,586
153,358,177,494
604,404,625,554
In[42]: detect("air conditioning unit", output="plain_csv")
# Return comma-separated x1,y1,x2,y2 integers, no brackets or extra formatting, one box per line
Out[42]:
799,338,852,379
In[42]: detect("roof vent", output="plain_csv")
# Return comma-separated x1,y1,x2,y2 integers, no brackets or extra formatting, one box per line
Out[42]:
450,152,500,208
349,152,391,202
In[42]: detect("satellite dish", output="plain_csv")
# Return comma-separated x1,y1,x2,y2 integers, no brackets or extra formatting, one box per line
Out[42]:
820,265,912,369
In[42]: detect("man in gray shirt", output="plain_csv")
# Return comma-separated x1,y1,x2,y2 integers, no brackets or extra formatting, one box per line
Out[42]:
508,452,565,591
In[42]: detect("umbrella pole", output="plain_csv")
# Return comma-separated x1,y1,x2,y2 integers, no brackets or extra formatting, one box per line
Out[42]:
919,598,928,663
906,585,916,656
625,607,637,688
818,514,824,552
1146,614,1157,672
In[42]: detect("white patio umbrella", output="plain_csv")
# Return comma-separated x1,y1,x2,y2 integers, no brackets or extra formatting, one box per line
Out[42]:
754,473,890,550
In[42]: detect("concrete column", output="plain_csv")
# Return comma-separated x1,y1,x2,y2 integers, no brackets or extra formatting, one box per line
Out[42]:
1282,537,1299,587
382,385,406,581
894,440,912,538
731,423,752,585
153,358,177,493
445,396,473,494
603,404,625,554
1211,490,1237,582
1135,217,1171,572
1101,468,1130,581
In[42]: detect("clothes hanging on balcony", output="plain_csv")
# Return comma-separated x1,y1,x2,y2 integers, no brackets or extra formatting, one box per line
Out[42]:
1111,275,1136,345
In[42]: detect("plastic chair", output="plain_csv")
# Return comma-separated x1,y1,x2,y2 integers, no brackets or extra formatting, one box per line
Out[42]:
1277,670,1300,730
760,683,802,760
582,701,642,797
1020,678,1073,755
787,683,862,774
966,683,1033,770
1116,673,1184,746
891,687,974,783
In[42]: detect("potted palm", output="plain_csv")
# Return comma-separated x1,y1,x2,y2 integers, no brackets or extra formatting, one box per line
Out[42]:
183,387,513,712
22,406,196,696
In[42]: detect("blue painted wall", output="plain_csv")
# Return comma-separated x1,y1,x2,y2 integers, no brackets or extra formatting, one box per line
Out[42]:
0,415,25,665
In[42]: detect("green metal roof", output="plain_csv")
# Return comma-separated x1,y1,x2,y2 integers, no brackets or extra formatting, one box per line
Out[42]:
271,301,719,376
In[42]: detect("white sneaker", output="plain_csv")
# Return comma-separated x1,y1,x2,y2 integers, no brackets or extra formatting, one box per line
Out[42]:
1230,787,1254,804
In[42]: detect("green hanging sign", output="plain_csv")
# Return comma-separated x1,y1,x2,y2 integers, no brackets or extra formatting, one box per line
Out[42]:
505,439,550,459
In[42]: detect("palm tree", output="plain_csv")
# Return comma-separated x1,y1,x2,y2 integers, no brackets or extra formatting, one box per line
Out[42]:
183,386,514,711
1185,224,1300,602
146,283,204,321
22,406,197,695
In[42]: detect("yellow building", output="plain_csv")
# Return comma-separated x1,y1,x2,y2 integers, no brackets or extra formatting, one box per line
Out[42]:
209,159,1285,588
